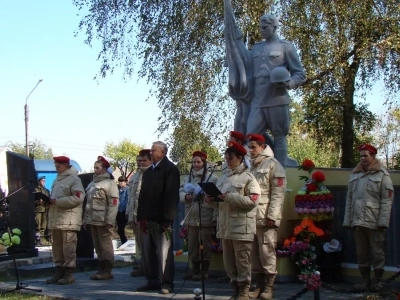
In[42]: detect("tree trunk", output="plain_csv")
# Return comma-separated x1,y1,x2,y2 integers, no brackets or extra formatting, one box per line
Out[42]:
341,62,359,168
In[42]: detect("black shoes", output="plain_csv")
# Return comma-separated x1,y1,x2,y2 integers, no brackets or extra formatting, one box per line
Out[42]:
160,284,174,294
136,282,161,292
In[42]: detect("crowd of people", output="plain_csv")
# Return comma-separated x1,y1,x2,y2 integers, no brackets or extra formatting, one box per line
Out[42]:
35,136,393,300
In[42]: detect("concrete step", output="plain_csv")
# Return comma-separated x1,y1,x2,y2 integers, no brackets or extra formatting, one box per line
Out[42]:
7,257,99,277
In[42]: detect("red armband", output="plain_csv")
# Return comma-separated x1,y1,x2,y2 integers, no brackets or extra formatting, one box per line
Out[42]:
277,178,284,187
74,191,82,198
112,198,118,206
250,194,259,201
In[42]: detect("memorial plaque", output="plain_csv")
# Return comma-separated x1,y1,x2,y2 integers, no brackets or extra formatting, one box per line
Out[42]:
3,151,38,259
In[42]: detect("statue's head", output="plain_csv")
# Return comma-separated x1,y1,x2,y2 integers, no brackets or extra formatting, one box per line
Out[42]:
259,14,278,39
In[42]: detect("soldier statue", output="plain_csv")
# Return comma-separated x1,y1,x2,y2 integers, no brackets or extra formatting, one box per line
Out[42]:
224,0,306,167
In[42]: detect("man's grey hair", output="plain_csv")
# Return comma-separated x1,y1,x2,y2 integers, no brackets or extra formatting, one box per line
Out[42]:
153,141,168,155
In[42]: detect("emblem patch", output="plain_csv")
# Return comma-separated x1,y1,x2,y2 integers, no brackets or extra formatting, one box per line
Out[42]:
112,198,118,206
74,191,82,198
277,178,284,187
250,194,259,201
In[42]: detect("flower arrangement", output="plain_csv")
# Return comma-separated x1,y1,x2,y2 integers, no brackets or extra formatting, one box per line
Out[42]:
0,228,22,247
175,227,188,256
295,159,334,221
277,220,324,290
210,238,223,253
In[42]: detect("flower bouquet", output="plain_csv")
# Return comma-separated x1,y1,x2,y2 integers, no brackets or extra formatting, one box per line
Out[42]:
0,228,21,247
175,227,188,256
210,238,223,253
295,159,334,221
277,219,324,290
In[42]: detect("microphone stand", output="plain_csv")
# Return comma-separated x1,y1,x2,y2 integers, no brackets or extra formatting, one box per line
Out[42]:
1,184,42,293
180,163,220,300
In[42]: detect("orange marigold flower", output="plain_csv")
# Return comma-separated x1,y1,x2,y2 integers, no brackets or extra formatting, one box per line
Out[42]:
283,239,291,247
301,219,314,228
290,237,296,243
314,228,324,236
294,226,303,236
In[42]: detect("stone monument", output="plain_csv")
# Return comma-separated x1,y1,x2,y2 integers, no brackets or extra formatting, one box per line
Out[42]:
224,0,306,167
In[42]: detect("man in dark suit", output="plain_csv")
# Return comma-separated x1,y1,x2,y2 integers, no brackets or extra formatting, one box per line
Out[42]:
136,141,180,294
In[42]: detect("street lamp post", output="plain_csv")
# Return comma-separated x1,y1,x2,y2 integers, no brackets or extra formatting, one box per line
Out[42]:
25,79,43,157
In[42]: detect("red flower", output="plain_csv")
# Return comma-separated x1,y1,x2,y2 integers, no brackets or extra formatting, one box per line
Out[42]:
306,183,318,192
312,171,325,183
301,159,315,171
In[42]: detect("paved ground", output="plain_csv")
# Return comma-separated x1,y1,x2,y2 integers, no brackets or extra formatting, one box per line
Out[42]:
0,266,369,300
1,245,398,299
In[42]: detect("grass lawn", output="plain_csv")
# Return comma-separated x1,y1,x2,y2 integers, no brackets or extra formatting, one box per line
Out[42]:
0,293,56,299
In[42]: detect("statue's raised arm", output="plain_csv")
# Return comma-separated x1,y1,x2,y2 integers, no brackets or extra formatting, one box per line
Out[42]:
224,0,253,134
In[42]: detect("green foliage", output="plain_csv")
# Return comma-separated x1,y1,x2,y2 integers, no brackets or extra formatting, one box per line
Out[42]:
278,0,399,167
103,139,144,178
288,102,340,167
372,108,400,169
73,0,400,168
169,117,223,174
7,139,54,159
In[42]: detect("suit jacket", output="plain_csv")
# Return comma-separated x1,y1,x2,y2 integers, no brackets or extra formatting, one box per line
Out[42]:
137,156,180,225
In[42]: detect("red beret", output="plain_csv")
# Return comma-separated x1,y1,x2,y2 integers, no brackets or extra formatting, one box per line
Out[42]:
229,131,246,143
192,151,207,160
97,155,111,168
227,141,247,156
358,144,377,155
247,133,265,143
53,156,70,164
139,149,151,156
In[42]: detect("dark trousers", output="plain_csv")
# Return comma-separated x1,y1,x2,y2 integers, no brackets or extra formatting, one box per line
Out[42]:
141,227,175,288
116,211,128,244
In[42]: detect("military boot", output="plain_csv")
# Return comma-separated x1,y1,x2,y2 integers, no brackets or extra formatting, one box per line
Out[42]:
248,273,265,299
94,260,114,280
353,267,371,292
370,268,384,292
57,267,75,285
229,281,239,300
193,260,210,281
183,261,200,280
236,282,250,300
90,261,104,280
259,274,275,300
45,266,64,284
